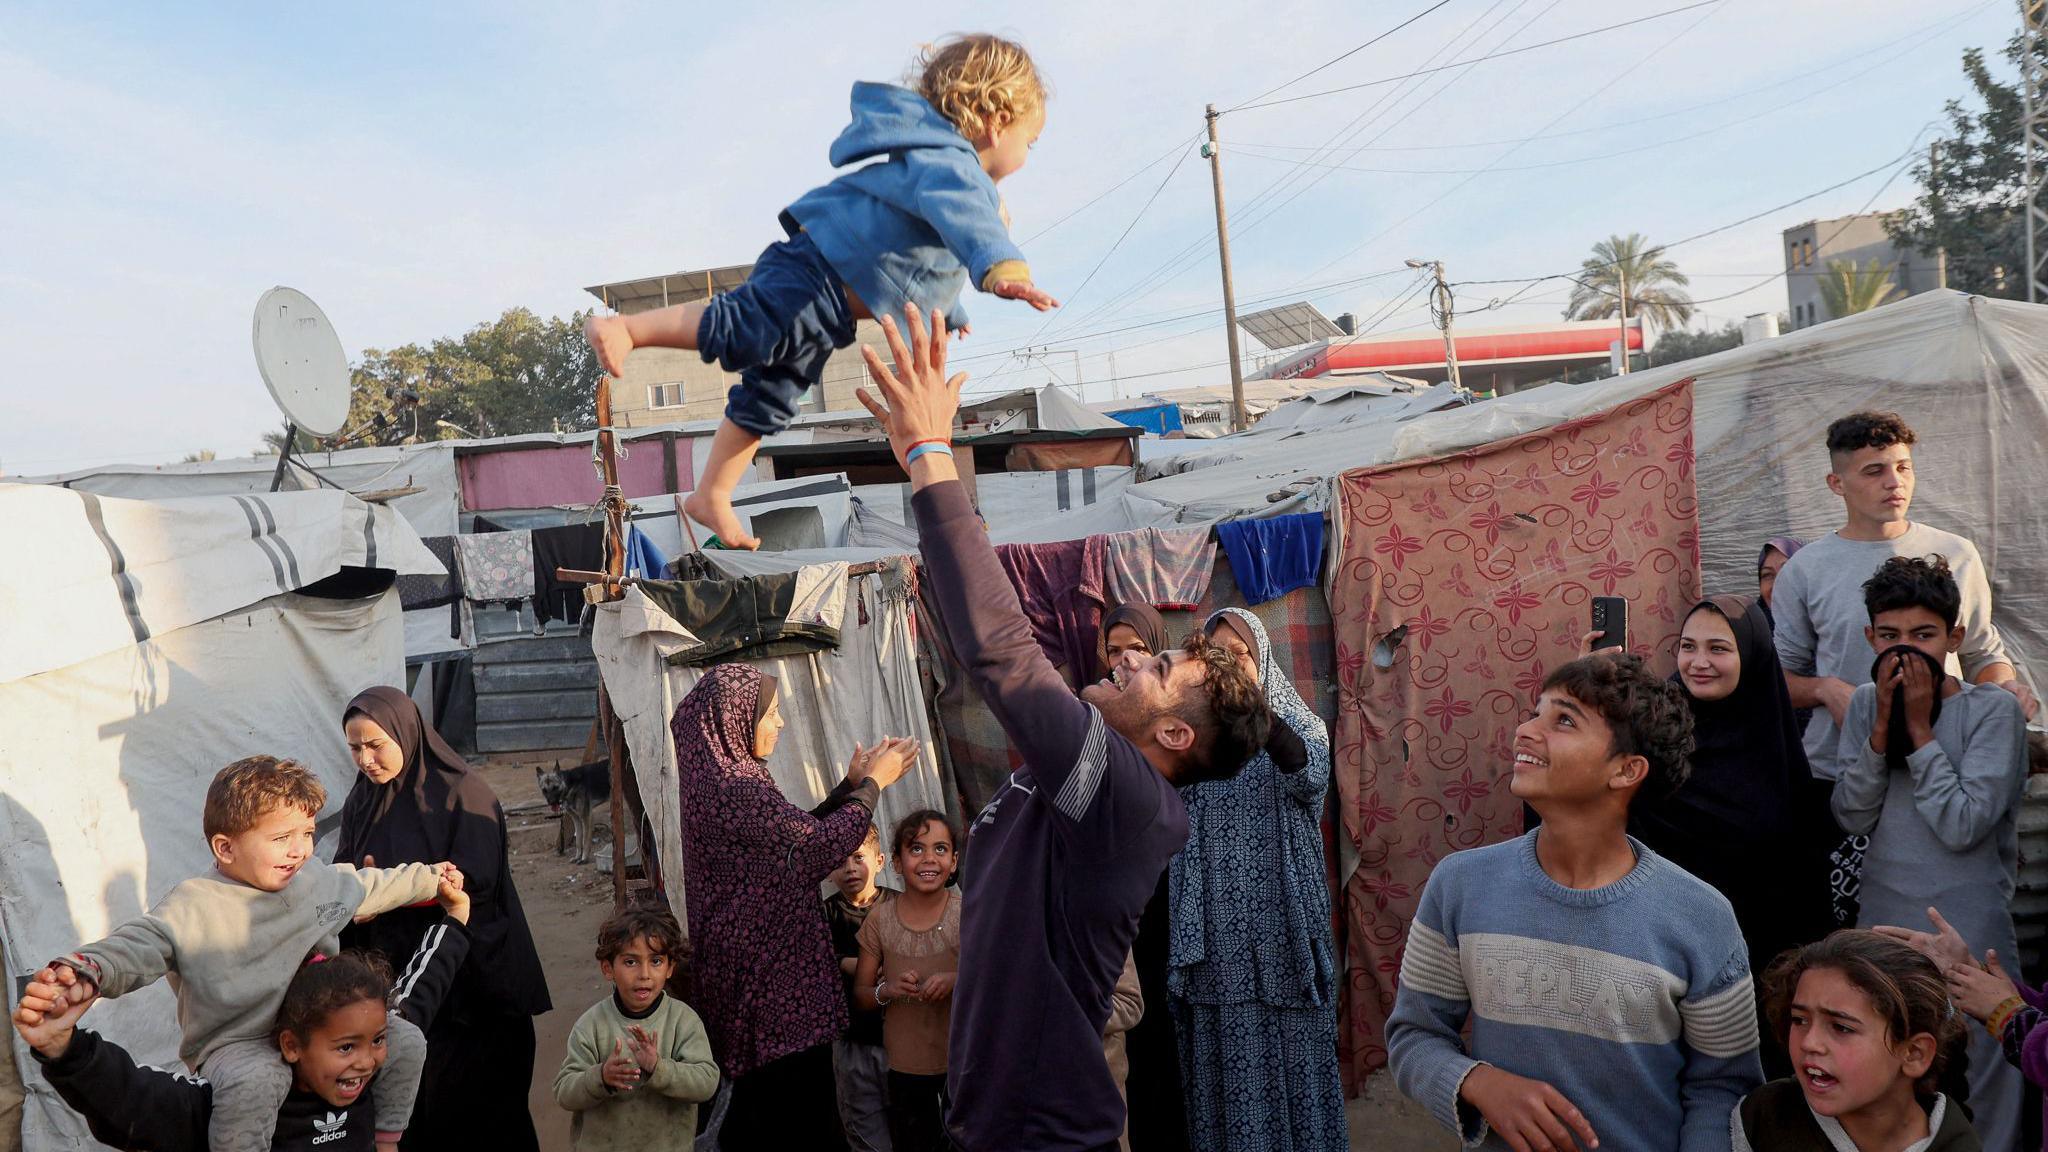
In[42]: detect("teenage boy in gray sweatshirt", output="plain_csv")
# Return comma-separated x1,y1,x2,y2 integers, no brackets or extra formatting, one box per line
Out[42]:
26,755,455,1152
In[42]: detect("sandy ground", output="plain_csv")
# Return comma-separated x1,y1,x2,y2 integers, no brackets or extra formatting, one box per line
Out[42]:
478,757,1451,1152
474,758,620,1152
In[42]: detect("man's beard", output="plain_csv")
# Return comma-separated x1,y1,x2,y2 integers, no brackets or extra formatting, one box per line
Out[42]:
1093,688,1162,744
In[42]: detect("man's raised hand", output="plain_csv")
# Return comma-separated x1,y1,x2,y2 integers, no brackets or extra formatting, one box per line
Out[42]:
857,304,968,472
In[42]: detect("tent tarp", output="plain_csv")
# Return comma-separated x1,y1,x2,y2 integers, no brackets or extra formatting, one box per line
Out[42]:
1,588,407,1150
590,572,950,923
30,444,464,540
980,291,2044,683
1,484,440,686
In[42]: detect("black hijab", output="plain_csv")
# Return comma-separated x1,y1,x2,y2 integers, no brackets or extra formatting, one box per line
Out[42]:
1100,603,1170,680
338,686,550,1018
1640,596,1819,843
1631,596,1838,995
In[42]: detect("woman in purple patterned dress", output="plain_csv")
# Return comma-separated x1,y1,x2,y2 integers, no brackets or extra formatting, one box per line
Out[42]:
672,663,919,1151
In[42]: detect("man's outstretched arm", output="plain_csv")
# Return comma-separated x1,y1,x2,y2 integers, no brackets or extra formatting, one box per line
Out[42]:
860,306,1095,795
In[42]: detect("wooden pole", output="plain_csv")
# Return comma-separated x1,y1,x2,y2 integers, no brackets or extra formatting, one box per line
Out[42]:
595,375,633,908
1204,105,1249,433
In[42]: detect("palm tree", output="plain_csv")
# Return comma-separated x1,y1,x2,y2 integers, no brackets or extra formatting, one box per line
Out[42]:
1564,233,1696,334
1817,259,1901,320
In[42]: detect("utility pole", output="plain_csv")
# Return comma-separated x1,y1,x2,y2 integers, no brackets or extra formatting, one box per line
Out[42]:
1408,259,1462,390
2025,0,2047,301
1616,265,1631,375
1204,104,1248,432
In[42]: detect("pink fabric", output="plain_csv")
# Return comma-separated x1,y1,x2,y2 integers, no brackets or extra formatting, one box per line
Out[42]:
994,535,1108,687
457,439,687,512
1327,379,1700,1083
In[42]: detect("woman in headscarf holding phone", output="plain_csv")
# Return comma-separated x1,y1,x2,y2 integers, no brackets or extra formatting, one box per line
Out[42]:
338,685,550,1152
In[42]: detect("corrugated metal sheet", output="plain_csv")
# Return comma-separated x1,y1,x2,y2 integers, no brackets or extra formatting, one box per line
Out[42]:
470,619,598,755
2018,774,2048,973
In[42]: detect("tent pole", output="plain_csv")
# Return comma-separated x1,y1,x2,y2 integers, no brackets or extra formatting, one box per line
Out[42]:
594,374,638,909
269,422,297,492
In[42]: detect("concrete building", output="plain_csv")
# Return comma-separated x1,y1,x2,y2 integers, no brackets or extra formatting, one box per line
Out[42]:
1782,213,1946,330
584,264,895,428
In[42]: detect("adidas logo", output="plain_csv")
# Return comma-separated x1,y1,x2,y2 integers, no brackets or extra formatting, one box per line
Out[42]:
311,1110,350,1145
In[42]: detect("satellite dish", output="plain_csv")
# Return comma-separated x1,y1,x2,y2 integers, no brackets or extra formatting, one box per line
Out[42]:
252,287,349,436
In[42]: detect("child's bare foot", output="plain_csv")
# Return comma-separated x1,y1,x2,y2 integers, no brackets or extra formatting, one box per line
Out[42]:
584,314,635,377
684,489,761,550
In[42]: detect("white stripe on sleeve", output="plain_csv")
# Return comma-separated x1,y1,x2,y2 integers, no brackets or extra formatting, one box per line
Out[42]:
1053,706,1109,821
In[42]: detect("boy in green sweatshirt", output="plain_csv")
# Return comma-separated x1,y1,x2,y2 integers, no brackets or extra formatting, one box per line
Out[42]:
555,904,720,1149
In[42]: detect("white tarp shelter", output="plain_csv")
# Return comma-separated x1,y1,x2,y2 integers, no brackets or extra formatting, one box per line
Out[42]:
971,291,2045,686
31,447,466,663
0,484,439,1151
590,570,950,924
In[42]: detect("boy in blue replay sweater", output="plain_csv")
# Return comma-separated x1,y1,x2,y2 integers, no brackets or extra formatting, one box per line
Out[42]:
1388,654,1764,1152
584,34,1056,551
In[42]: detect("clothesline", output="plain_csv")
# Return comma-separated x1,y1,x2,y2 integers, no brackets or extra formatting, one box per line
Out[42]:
554,560,893,588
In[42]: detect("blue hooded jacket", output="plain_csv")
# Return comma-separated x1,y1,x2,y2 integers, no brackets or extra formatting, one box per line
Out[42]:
780,82,1027,334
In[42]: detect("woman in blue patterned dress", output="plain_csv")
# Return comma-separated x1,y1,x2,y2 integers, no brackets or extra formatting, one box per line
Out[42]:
1167,608,1347,1149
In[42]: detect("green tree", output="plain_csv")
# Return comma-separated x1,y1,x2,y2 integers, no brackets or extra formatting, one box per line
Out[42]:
1648,322,1744,367
1887,35,2043,297
1818,259,1901,319
1564,233,1695,333
255,428,318,456
180,449,216,463
339,309,600,447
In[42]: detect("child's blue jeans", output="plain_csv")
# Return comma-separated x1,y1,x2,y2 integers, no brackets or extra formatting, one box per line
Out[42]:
697,232,857,437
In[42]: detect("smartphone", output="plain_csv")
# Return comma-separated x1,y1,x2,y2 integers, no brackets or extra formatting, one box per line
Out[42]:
1590,597,1627,651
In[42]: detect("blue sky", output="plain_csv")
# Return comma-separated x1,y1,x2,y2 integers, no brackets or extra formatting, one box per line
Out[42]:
0,0,2016,474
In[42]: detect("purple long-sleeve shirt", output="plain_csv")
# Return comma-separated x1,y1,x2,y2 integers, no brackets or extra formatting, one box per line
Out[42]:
915,480,1189,1152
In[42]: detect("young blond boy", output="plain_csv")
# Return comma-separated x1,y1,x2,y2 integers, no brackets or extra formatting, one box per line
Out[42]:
27,756,454,1152
584,34,1056,550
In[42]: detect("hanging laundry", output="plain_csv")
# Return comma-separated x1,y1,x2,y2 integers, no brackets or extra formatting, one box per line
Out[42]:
531,522,608,624
1214,512,1325,606
453,530,536,602
1104,525,1217,610
993,535,1107,686
625,526,671,580
638,561,850,667
397,536,459,611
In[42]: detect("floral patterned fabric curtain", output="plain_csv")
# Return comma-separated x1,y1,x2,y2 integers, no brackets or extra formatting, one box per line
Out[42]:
1328,380,1700,1085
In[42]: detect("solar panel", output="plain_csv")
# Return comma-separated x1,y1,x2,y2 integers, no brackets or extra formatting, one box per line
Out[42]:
1236,302,1343,350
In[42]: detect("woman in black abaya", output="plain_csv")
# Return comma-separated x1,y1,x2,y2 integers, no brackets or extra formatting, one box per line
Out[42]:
1630,596,1838,1079
338,686,551,1151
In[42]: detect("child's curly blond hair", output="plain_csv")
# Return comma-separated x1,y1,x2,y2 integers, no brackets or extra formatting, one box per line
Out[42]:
913,35,1046,142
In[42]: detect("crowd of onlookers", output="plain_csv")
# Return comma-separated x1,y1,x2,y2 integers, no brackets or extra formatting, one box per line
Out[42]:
10,313,2045,1152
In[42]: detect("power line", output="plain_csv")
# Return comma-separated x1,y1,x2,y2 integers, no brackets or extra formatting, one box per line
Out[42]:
1293,0,1725,285
1229,0,1721,112
1017,134,1200,246
1044,0,1546,338
1227,8,1977,180
1453,144,1926,290
1226,0,1993,152
1025,143,1197,341
1222,0,1456,112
